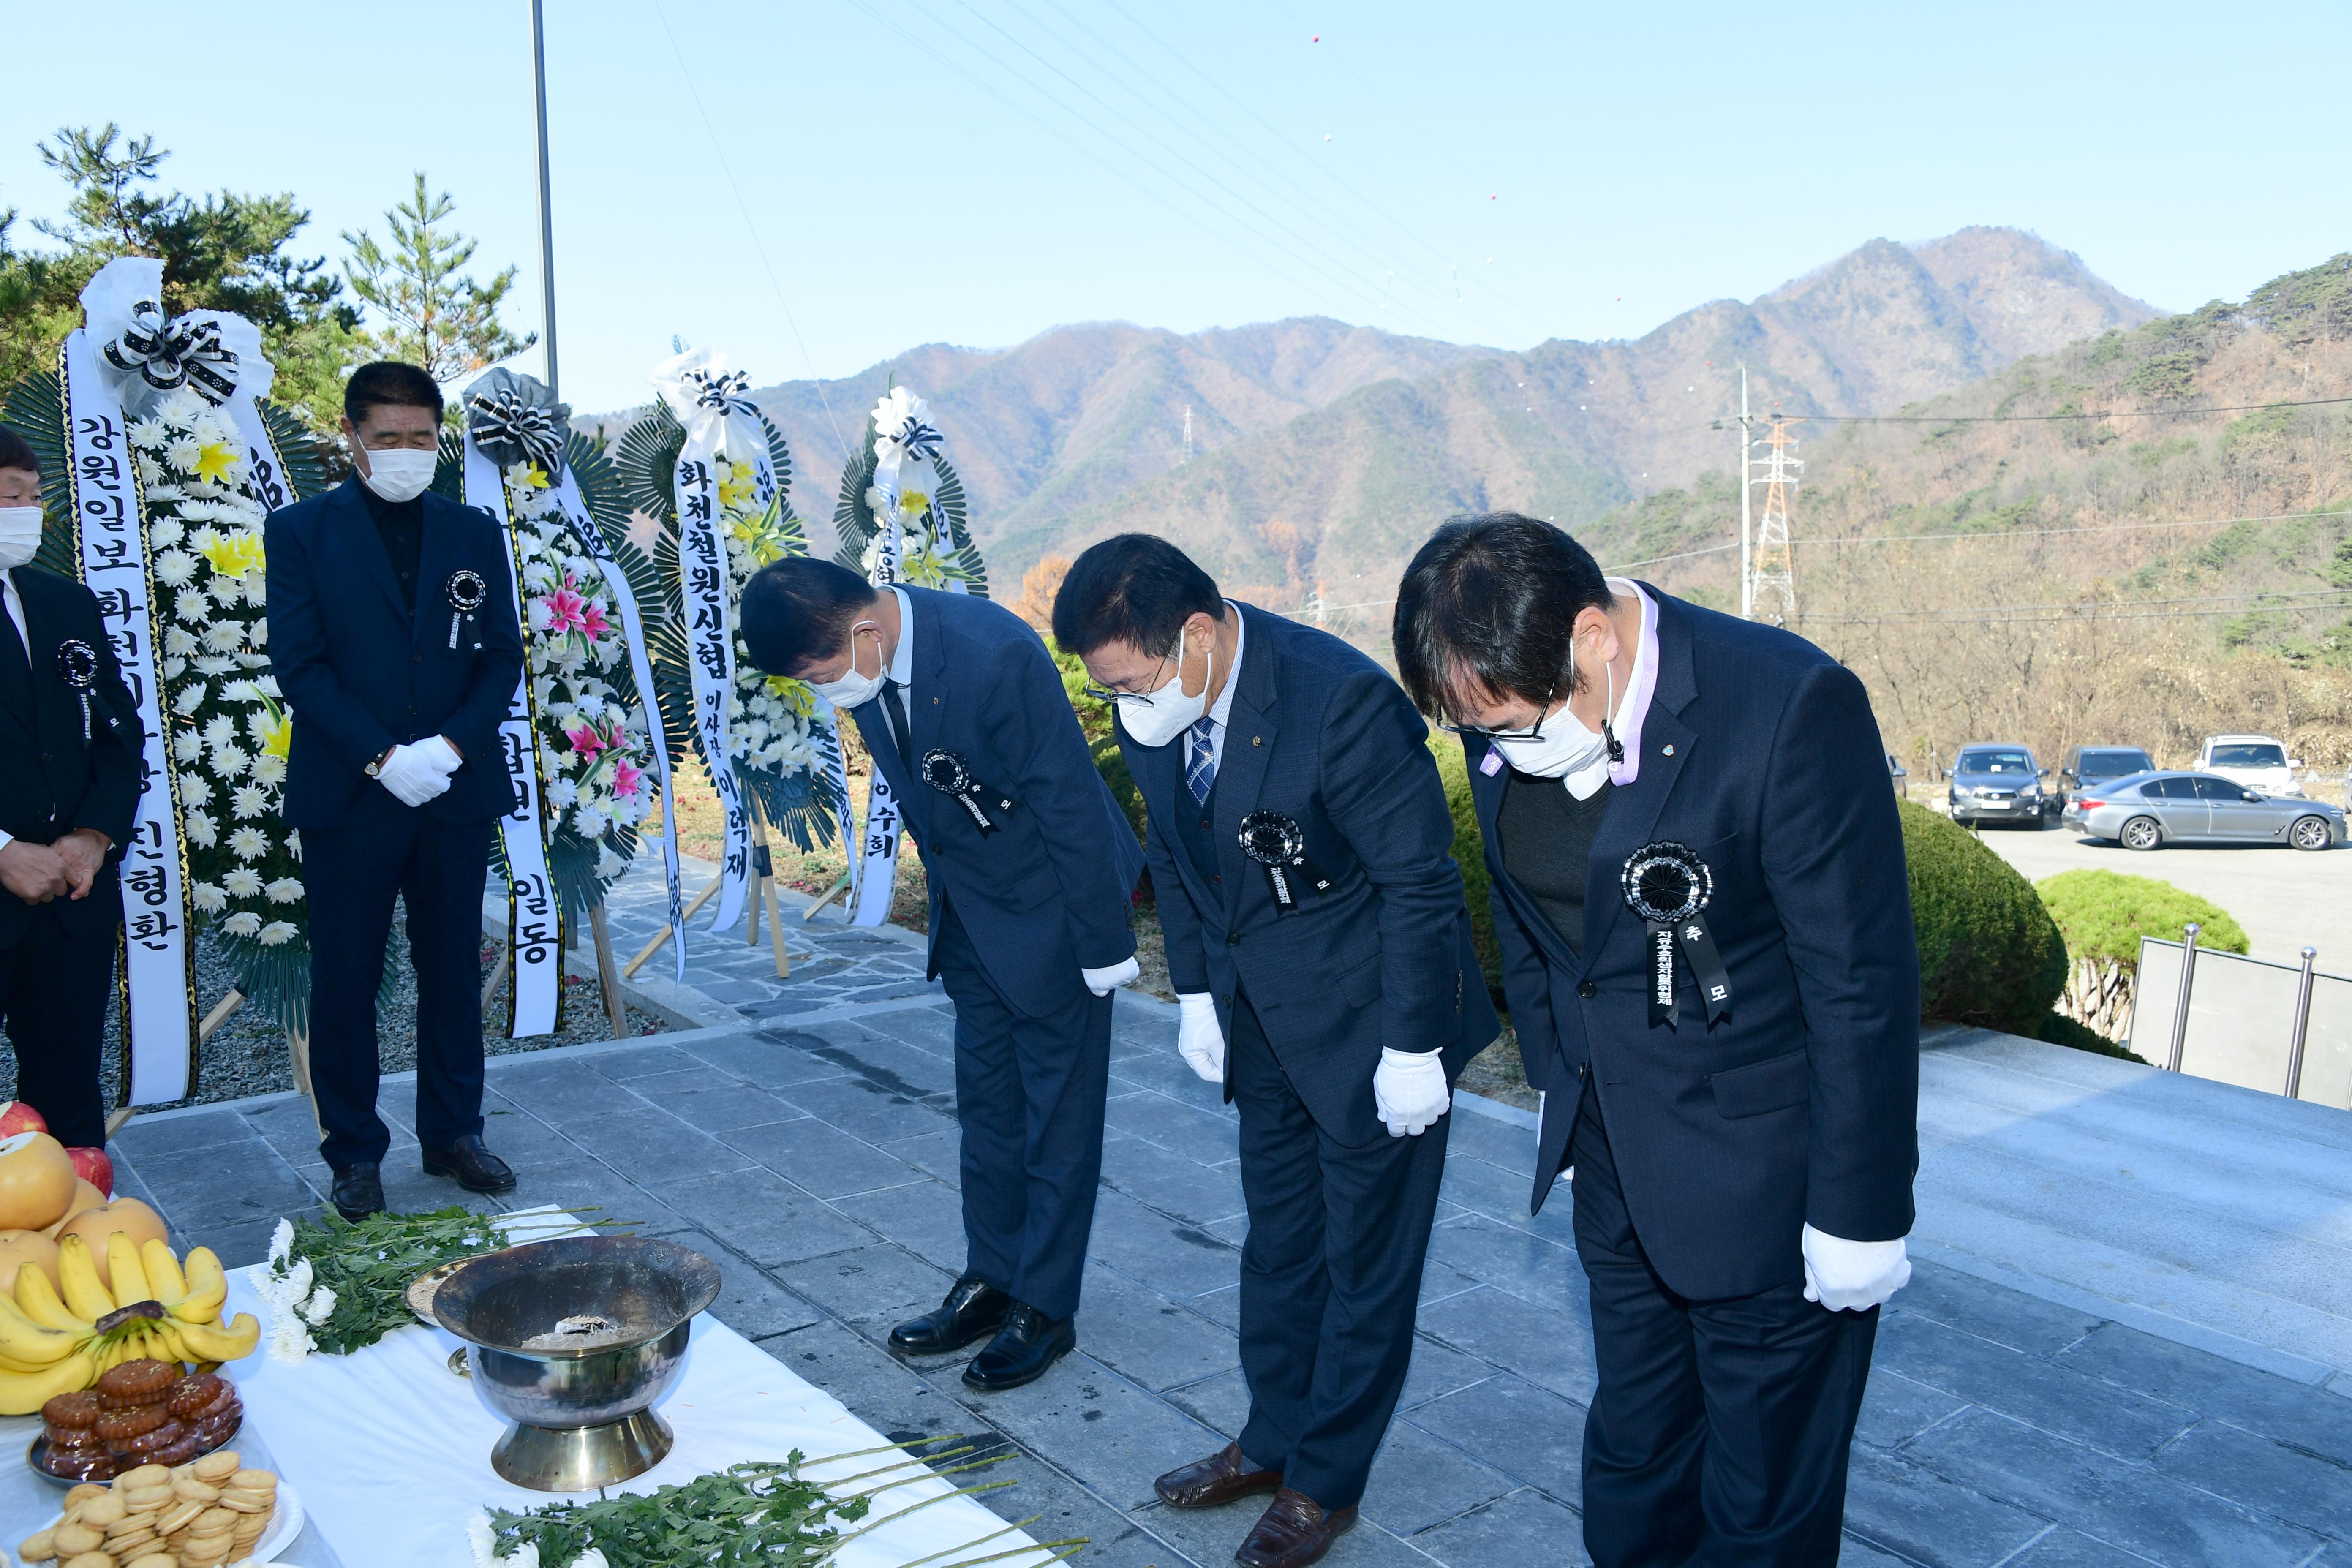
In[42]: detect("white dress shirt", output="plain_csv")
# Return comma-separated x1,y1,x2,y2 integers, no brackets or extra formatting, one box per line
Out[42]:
1198,600,1247,773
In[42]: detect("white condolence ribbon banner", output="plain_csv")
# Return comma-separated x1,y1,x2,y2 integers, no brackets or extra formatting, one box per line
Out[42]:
60,322,197,1104
460,436,564,1037
653,348,765,939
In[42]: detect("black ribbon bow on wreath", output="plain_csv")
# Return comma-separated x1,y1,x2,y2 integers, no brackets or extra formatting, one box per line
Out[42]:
55,639,99,743
1620,840,1734,1028
99,299,240,408
684,368,759,420
467,387,569,482
890,414,945,465
1237,810,1335,915
920,748,1014,835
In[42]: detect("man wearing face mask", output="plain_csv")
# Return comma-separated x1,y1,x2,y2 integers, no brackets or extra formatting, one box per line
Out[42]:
1054,535,1494,1568
739,556,1143,1391
263,362,527,1221
0,427,142,1152
1392,513,1918,1568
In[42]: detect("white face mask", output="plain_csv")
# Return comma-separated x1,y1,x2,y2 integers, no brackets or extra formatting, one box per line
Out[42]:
359,446,437,504
0,507,41,572
1494,644,1619,800
809,620,886,710
1119,626,1217,748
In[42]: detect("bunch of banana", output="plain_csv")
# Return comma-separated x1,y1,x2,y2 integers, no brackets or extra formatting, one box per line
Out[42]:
0,1235,259,1413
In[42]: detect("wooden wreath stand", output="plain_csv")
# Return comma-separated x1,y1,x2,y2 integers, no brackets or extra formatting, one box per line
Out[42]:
622,793,800,983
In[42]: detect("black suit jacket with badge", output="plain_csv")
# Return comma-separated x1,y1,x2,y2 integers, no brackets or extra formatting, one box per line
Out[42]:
1119,603,1499,1147
0,564,142,946
263,479,525,829
1467,585,1921,1301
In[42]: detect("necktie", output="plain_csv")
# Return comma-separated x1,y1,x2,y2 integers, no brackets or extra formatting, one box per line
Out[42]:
1186,716,1217,804
882,678,914,766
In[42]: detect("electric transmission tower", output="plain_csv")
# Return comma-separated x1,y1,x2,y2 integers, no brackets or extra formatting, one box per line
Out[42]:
1749,416,1802,625
1182,405,1193,463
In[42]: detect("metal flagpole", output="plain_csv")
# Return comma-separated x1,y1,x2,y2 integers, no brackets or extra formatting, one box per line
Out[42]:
1738,367,1753,619
531,0,558,398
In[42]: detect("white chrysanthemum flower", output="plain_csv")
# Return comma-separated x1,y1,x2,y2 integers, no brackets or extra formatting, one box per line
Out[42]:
215,744,250,777
129,416,170,450
286,829,301,860
202,714,237,749
725,695,745,720
176,773,212,808
267,1217,294,1265
525,598,553,633
161,656,186,681
468,1512,498,1568
191,411,232,446
152,548,196,587
259,920,298,947
596,844,623,879
229,826,269,861
203,622,243,653
164,627,200,658
248,605,270,634
148,514,185,549
250,753,286,785
174,681,207,716
221,909,262,936
189,882,228,914
174,588,208,623
268,1310,317,1364
165,435,202,472
521,561,556,590
184,809,217,847
302,1285,339,1326
232,783,269,818
193,655,235,677
222,867,263,897
575,805,610,839
547,777,579,809
266,877,304,904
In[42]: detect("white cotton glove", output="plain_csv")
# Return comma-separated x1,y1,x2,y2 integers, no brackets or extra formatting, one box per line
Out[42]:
1373,1047,1451,1137
1176,992,1225,1083
415,734,464,775
377,742,455,808
1082,956,1141,997
1800,1222,1912,1311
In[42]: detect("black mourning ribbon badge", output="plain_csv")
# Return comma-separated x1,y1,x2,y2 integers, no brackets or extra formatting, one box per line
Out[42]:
920,748,1013,835
446,569,488,651
1238,810,1335,915
1621,840,1733,1029
56,639,98,742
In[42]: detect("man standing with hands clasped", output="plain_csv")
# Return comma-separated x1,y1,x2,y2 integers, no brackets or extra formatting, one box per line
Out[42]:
1393,512,1919,1567
740,556,1143,1392
266,362,526,1221
1056,535,1496,1568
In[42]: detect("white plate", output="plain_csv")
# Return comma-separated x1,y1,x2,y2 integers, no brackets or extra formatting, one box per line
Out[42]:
36,1477,304,1564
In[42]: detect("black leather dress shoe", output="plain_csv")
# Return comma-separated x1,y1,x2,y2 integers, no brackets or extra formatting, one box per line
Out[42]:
330,1162,384,1222
1236,1488,1357,1568
962,1301,1075,1391
890,1278,1011,1357
1155,1442,1284,1510
420,1134,517,1195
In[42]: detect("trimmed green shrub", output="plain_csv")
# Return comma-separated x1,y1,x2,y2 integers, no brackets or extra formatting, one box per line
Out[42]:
1900,800,2067,1033
1429,735,1503,1003
2034,869,2247,1042
2036,1009,2144,1061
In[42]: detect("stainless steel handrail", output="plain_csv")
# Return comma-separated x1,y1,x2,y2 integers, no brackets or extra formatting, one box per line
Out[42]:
2166,923,2201,1073
2284,945,2317,1100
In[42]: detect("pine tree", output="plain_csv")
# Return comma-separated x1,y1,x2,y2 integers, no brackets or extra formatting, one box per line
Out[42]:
342,174,535,386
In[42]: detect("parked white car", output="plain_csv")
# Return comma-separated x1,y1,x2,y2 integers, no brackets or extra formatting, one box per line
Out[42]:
2195,735,2302,798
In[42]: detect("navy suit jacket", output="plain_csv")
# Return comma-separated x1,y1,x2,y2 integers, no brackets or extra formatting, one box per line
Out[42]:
847,586,1142,1019
1471,586,1919,1300
264,479,525,829
1122,604,1498,1148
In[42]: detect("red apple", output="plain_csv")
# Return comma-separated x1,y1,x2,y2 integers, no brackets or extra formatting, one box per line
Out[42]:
0,1102,46,1140
65,1146,112,1198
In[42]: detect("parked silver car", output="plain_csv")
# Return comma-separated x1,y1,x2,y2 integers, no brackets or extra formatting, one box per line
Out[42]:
1946,743,2051,826
2063,770,2346,851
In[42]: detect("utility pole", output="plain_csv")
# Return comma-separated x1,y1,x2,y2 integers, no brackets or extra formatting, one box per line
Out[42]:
530,0,559,398
1737,368,1753,618
1751,415,1803,625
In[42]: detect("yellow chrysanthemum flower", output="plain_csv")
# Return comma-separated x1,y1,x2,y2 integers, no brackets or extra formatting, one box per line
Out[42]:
198,531,266,580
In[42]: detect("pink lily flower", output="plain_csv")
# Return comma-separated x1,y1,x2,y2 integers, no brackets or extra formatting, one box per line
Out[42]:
579,601,610,639
613,760,644,799
566,723,607,762
544,584,588,637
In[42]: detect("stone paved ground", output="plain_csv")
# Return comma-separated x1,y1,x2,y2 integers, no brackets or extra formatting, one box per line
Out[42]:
101,993,2352,1568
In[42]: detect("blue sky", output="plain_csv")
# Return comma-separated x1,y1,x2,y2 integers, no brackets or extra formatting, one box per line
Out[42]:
5,1,2346,415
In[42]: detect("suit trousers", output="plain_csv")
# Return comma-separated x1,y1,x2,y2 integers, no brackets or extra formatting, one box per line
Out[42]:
932,900,1110,1321
1232,990,1449,1512
304,805,494,1170
0,904,116,1148
1570,1074,1878,1567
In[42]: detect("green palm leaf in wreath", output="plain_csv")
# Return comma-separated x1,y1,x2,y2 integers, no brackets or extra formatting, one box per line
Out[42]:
1,368,79,577
832,414,882,574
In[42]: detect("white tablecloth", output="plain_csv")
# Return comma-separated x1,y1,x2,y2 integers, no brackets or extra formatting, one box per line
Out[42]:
0,1237,1048,1568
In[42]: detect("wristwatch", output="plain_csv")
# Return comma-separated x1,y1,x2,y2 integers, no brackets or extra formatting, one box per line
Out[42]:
365,746,394,779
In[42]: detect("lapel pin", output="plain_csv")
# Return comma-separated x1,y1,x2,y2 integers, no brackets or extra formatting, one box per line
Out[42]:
1662,743,1675,756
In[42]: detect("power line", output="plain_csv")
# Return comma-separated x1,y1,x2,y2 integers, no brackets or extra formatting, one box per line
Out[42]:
1745,393,2352,427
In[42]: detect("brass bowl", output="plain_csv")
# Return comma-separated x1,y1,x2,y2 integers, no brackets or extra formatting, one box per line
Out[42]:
430,1235,720,1491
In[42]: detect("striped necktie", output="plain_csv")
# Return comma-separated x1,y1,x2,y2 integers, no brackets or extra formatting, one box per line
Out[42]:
1186,716,1217,804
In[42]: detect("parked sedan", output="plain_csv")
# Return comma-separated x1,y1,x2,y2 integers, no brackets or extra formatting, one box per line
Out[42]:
1947,744,2051,826
2063,771,2346,851
2057,745,2156,810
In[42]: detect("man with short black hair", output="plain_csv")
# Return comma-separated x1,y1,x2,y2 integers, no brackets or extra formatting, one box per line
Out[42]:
0,425,141,1150
265,362,526,1220
1056,534,1496,1568
1392,512,1919,1567
740,556,1143,1391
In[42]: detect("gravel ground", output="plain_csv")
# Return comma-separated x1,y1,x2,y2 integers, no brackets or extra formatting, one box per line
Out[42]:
0,904,662,1117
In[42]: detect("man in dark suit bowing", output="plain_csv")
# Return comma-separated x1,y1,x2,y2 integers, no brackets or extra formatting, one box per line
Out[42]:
1393,512,1919,1567
265,362,525,1220
1056,535,1497,1568
740,558,1143,1391
0,427,142,1150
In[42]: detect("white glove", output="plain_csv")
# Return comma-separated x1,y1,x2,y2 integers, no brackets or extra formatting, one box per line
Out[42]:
377,743,455,808
1373,1047,1451,1136
415,734,464,775
1800,1222,1911,1311
1082,956,1140,997
1176,992,1225,1083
